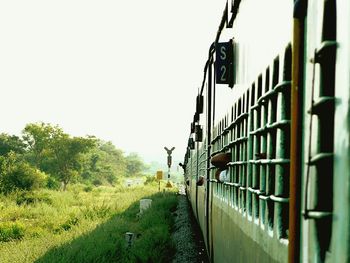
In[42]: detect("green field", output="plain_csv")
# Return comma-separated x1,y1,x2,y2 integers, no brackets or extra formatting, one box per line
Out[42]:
0,183,177,263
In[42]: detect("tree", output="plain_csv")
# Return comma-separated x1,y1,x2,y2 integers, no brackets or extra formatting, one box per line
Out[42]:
0,133,26,156
81,140,126,185
22,123,96,190
22,123,58,168
125,153,145,177
98,141,126,179
49,132,96,190
0,152,47,194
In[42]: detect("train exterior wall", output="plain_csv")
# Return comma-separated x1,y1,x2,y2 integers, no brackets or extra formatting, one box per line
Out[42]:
332,1,350,262
183,1,294,262
211,194,287,263
183,0,350,262
300,0,350,262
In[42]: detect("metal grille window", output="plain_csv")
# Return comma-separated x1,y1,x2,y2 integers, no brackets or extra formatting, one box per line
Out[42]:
225,94,249,211
275,46,291,239
247,83,255,218
247,45,291,237
211,43,292,241
198,139,207,187
211,122,221,197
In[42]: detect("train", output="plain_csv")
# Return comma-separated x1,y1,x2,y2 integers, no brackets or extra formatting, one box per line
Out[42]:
181,0,350,262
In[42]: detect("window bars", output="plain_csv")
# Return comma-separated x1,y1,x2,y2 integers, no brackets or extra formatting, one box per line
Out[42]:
210,44,292,241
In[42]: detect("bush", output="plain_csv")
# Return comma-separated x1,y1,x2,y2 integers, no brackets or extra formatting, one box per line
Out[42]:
16,191,52,205
83,185,93,192
144,175,157,185
0,153,47,194
46,177,60,190
92,178,103,186
124,192,177,263
55,216,80,233
0,222,25,242
81,203,112,220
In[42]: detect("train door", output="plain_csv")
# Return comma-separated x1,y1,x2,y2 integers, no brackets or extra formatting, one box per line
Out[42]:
301,0,337,262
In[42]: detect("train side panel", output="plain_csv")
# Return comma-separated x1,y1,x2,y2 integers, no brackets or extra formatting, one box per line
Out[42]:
211,194,287,263
332,1,350,262
208,1,293,262
301,0,350,262
183,0,350,262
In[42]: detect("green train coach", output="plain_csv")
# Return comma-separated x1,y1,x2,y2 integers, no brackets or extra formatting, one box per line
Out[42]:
182,0,350,262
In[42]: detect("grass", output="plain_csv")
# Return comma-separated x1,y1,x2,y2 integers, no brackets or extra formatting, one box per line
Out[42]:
0,181,178,263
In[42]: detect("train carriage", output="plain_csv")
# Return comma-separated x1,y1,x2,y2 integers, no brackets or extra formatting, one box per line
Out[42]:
183,0,350,262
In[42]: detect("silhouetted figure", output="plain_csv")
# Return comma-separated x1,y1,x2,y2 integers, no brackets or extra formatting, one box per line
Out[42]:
179,162,186,171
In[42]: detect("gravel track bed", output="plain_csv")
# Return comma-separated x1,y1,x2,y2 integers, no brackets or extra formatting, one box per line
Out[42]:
171,194,209,263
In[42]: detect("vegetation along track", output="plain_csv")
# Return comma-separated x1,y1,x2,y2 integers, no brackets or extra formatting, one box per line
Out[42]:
0,184,179,263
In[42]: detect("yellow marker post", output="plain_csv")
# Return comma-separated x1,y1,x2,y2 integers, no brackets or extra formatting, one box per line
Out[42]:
156,171,163,191
156,171,163,180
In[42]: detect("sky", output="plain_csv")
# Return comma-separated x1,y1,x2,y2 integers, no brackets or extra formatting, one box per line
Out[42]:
0,0,227,165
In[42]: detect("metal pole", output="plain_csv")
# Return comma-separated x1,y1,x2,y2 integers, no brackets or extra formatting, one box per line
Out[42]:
206,56,213,262
289,1,307,262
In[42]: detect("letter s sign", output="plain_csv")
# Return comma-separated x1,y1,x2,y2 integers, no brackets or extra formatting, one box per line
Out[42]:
215,40,234,87
220,46,227,60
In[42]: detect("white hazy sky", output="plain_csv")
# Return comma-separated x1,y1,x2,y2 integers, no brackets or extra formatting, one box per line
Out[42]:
0,0,226,164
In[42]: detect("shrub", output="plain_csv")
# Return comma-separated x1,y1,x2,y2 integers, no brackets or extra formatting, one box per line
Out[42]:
60,216,79,231
81,203,112,220
46,176,60,190
123,192,177,262
0,153,47,194
16,191,52,205
53,215,80,234
144,175,157,185
0,222,25,242
92,178,103,186
83,185,93,192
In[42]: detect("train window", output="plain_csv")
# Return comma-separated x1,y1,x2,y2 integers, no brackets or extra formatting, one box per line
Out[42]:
231,106,234,122
247,84,255,217
274,45,291,239
283,44,292,82
252,77,262,222
303,1,336,260
265,67,270,93
240,91,248,213
267,59,278,230
246,90,250,113
242,45,291,235
208,43,292,245
272,55,279,88
259,69,269,227
251,84,256,107
257,74,263,99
